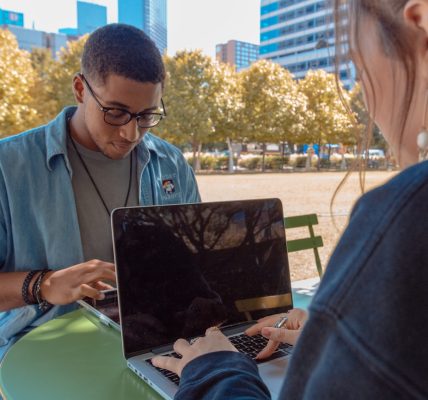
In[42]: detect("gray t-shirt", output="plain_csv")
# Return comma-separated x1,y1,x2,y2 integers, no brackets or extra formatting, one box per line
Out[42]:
67,136,139,262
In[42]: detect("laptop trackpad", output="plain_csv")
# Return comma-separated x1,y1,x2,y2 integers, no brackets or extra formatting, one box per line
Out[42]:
258,356,289,400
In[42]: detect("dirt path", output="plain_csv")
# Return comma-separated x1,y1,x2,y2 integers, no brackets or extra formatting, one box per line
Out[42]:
196,171,397,280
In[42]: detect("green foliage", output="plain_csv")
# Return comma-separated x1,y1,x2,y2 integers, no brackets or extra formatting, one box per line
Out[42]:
186,155,238,170
239,60,305,145
0,29,40,136
154,51,217,166
264,155,287,169
349,83,387,151
1,28,360,157
43,36,88,119
238,157,261,170
29,48,56,126
298,70,355,147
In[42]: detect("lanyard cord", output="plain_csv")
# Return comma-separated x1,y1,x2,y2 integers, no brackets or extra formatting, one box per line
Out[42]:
67,119,133,217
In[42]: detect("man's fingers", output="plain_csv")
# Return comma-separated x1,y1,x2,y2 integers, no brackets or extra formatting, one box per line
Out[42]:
261,327,301,346
80,284,104,300
82,268,117,284
256,339,279,360
152,355,181,375
93,281,115,291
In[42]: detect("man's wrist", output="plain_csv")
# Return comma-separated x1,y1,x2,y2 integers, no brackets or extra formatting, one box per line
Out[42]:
39,270,54,304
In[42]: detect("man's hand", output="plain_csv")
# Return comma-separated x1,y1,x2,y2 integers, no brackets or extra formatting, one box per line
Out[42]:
152,327,238,376
40,259,116,305
245,308,308,360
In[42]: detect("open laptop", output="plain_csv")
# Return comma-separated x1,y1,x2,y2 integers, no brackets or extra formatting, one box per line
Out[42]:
111,198,294,399
78,289,120,331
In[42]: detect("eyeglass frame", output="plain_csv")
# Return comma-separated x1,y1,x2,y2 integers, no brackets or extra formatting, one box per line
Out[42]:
78,73,167,128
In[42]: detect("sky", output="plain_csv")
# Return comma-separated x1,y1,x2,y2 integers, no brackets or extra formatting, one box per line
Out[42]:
0,0,261,58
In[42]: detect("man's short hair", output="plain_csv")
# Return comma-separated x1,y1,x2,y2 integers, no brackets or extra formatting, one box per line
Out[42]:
81,23,166,85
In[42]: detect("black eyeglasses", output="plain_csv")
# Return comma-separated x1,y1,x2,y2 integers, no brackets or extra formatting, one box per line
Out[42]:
79,73,166,128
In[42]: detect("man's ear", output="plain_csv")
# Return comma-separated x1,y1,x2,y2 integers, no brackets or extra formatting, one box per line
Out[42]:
72,74,85,104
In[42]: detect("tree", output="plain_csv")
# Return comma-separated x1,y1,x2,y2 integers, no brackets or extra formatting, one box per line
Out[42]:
349,83,387,151
298,69,355,166
43,35,88,119
29,48,56,126
239,59,306,170
153,50,218,171
0,29,40,137
209,62,242,172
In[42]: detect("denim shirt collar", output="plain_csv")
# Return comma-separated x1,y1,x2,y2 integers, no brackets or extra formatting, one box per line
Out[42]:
45,106,167,174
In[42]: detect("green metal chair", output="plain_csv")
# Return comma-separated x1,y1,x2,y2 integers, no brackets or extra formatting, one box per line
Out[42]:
284,213,324,278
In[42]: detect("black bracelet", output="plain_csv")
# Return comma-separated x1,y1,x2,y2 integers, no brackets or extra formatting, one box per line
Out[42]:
33,269,53,312
31,270,44,305
22,270,41,305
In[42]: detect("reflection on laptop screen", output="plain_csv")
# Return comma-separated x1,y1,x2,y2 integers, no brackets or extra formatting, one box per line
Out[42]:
112,199,292,357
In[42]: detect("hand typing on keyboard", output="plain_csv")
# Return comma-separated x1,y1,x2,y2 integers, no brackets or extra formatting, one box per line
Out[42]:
152,326,238,377
245,308,308,360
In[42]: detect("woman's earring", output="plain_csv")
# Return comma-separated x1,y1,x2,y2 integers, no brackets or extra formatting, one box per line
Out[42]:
417,130,428,162
418,92,428,162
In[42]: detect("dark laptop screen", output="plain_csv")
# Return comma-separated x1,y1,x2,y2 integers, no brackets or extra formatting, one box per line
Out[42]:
112,199,292,357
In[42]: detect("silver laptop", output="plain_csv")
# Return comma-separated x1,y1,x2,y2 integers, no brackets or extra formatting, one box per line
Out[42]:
111,198,294,400
77,289,120,331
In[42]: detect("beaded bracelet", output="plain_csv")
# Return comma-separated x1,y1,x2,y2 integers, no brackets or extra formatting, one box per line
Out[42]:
22,270,42,305
31,270,43,304
33,269,53,312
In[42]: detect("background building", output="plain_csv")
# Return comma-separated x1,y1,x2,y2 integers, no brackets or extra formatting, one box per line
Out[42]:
6,25,68,58
118,0,167,54
0,8,24,27
259,0,354,87
216,40,259,71
58,27,79,36
77,1,107,35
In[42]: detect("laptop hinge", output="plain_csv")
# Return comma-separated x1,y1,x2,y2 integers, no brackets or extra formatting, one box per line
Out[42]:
151,344,175,354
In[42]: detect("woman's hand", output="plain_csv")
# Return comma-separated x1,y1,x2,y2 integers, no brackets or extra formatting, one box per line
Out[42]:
245,308,308,360
152,327,238,376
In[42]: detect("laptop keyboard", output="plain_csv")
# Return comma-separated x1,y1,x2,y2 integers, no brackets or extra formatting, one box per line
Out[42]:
146,334,293,385
230,333,293,361
146,352,182,384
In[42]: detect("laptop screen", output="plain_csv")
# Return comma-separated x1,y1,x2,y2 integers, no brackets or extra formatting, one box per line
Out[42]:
112,198,292,357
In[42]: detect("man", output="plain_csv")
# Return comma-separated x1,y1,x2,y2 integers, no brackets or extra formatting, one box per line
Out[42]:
0,24,200,359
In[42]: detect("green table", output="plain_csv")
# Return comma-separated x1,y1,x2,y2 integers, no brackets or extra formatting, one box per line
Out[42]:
0,309,162,400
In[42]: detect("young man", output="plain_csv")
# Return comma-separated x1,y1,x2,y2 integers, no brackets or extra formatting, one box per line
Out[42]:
0,24,200,359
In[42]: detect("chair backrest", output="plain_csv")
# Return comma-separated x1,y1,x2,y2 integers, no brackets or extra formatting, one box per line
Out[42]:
235,293,292,321
284,213,324,278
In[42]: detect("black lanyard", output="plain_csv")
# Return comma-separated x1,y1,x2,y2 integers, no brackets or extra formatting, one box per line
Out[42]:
67,119,133,217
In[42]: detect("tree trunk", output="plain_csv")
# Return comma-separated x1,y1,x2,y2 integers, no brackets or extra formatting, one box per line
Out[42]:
192,140,201,171
226,137,234,173
281,141,286,170
192,141,197,171
261,143,266,172
317,140,322,171
195,142,202,171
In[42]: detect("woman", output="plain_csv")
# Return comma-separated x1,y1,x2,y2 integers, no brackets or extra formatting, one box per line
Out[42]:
153,0,428,398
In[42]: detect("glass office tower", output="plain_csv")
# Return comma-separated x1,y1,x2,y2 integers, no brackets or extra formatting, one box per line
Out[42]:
260,0,353,87
0,8,24,27
216,40,259,71
118,0,167,54
77,1,107,35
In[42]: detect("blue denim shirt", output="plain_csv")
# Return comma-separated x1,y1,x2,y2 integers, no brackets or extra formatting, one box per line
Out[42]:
174,161,428,399
0,107,200,359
